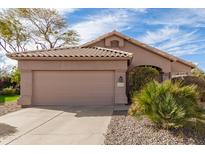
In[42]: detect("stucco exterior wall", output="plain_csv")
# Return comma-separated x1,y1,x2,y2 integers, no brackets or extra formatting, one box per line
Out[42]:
89,36,171,73
91,39,105,47
88,35,192,75
18,60,128,106
19,70,32,106
18,60,127,71
123,40,172,73
171,61,192,75
105,36,124,47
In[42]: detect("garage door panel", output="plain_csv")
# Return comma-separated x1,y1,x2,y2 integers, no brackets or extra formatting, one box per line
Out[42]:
33,71,114,105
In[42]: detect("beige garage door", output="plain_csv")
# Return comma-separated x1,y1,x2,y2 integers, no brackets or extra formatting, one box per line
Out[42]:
32,71,114,106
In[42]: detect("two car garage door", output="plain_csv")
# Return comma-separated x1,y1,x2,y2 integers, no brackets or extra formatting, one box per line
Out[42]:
32,71,115,106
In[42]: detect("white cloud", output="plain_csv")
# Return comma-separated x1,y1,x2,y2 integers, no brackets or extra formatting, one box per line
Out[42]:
0,54,5,63
0,43,17,67
145,9,205,27
139,26,179,45
127,8,148,13
56,8,79,16
71,9,137,43
0,8,78,16
0,53,17,69
138,26,205,56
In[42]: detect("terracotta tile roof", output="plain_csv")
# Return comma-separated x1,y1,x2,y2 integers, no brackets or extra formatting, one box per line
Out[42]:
82,30,196,68
7,46,133,60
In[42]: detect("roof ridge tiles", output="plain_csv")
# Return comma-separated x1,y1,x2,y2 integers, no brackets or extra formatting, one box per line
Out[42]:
7,46,133,60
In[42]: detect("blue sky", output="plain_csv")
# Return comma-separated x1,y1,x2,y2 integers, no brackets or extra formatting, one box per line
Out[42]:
1,8,205,71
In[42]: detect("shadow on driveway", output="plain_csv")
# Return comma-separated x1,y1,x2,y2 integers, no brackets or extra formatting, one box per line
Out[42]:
0,123,17,138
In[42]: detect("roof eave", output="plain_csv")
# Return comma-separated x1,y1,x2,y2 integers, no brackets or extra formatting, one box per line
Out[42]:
175,59,196,68
7,56,132,61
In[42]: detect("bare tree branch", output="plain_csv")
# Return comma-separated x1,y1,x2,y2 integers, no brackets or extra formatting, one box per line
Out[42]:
0,41,9,53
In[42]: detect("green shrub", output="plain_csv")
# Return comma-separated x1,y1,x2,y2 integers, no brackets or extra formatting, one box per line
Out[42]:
1,87,16,95
131,80,200,129
172,76,205,102
128,98,142,117
0,77,12,91
0,66,20,92
10,66,20,89
128,66,160,96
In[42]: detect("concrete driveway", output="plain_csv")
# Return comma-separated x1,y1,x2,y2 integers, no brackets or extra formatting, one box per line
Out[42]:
0,106,113,145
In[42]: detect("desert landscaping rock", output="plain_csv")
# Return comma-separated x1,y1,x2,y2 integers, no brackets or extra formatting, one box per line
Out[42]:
105,110,205,145
0,102,21,116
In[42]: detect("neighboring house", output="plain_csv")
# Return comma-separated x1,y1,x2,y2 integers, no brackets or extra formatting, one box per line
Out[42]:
7,30,195,106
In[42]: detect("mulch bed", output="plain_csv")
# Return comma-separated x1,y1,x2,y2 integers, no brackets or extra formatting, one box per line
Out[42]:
105,110,205,145
0,102,21,116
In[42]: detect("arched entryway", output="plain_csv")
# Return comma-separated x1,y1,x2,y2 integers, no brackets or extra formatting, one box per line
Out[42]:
136,65,163,82
126,65,163,104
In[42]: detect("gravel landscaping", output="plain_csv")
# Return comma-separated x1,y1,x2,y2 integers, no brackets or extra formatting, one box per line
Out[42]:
0,102,21,116
105,110,205,145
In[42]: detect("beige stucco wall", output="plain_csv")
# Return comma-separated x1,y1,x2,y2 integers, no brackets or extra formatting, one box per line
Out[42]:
88,36,171,73
88,35,192,75
18,60,128,106
105,36,124,47
123,40,172,73
171,61,192,75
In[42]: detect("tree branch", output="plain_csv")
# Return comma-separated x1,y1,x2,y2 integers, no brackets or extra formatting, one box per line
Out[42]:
53,37,61,48
0,38,18,53
0,41,10,53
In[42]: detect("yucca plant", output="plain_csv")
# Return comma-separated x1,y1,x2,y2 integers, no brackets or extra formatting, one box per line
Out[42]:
132,80,200,129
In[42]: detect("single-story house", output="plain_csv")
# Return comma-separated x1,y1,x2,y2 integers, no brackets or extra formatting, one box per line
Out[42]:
7,30,196,106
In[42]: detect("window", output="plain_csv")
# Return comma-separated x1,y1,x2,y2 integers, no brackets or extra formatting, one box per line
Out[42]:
110,40,119,47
